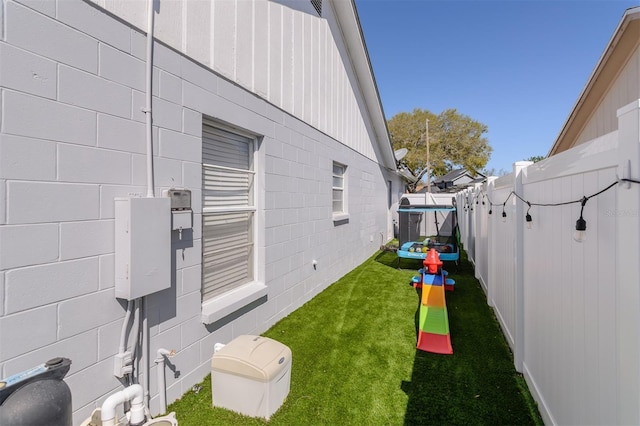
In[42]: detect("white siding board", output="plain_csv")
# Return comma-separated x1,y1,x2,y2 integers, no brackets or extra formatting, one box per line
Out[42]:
268,3,282,107
253,0,268,98
281,7,294,114
90,0,385,164
185,0,211,68
102,0,147,32
154,0,182,54
302,13,312,125
310,16,319,129
318,22,327,132
292,12,304,118
235,0,253,90
212,0,235,80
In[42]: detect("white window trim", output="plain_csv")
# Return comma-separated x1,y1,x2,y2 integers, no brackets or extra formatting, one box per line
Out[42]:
201,281,267,324
201,120,265,323
332,161,349,222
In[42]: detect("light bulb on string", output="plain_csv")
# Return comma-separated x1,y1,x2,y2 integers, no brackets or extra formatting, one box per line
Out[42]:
574,197,588,242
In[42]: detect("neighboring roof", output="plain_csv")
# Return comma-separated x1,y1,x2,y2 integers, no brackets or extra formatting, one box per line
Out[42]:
433,168,486,184
548,6,640,156
415,185,441,194
331,0,396,170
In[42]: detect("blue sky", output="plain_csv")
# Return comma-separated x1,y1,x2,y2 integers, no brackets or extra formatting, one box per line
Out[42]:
355,0,639,175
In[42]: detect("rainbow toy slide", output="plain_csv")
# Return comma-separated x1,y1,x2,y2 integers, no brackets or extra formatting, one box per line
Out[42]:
413,249,455,354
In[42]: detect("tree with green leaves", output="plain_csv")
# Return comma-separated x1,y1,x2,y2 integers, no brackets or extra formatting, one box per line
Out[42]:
388,108,491,191
526,155,545,163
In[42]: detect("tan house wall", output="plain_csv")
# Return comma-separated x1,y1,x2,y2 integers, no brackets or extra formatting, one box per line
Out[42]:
575,44,640,145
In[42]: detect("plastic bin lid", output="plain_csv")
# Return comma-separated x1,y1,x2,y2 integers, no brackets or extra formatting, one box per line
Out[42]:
211,335,291,381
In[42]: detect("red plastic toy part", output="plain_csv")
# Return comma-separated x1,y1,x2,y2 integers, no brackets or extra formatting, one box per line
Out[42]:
423,248,442,274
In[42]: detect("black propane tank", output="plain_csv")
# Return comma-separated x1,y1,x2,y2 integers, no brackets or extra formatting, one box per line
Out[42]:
0,357,72,426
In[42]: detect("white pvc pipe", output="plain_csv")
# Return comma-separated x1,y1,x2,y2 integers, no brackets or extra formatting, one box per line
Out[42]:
101,384,145,426
131,299,140,382
118,301,133,354
155,348,174,415
142,298,150,411
145,0,155,198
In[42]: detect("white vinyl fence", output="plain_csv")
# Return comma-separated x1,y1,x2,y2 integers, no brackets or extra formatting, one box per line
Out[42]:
455,100,640,426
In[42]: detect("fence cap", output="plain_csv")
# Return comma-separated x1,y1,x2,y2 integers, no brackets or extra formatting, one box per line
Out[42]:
398,205,456,212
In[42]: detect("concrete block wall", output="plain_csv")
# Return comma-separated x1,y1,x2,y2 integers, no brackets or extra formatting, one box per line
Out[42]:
0,1,396,423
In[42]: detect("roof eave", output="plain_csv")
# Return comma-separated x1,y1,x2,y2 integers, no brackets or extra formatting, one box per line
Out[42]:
328,0,396,170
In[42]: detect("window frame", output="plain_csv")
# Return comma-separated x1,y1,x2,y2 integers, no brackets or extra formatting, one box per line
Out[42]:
200,120,266,324
332,161,349,222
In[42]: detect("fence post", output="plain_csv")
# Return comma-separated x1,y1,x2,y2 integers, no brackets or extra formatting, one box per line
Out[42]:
486,177,497,307
472,183,482,280
616,100,640,425
514,161,532,373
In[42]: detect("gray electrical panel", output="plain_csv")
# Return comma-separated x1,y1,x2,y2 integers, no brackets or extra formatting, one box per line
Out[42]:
114,197,171,300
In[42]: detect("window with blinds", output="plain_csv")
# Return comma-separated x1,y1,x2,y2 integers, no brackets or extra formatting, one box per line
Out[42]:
202,122,255,301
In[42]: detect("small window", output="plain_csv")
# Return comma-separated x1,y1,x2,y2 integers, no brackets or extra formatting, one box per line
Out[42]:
332,162,346,215
310,0,322,16
388,180,392,208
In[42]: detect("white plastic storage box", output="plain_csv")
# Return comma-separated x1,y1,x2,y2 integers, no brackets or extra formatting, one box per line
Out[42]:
211,335,292,419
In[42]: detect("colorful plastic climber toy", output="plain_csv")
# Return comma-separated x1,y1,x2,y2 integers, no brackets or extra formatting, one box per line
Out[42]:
413,249,455,354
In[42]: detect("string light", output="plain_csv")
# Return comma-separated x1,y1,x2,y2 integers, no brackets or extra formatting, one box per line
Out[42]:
465,178,640,239
574,197,588,243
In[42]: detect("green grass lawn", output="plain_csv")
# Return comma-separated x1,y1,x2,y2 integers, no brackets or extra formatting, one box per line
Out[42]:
168,250,543,425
